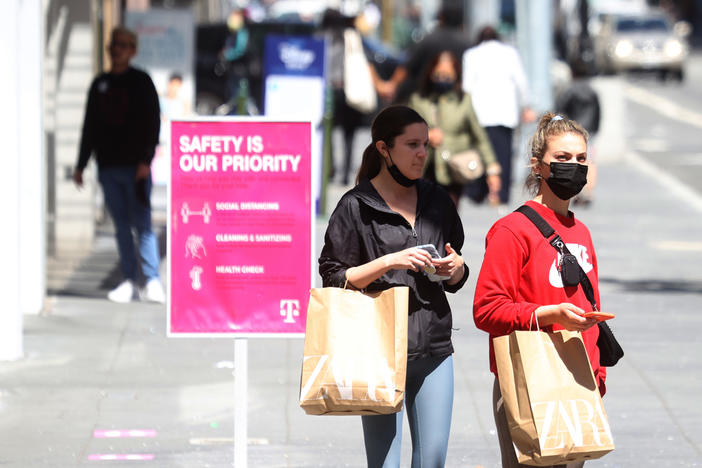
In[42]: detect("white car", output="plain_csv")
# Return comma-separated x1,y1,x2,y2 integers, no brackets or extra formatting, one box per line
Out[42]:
594,12,690,81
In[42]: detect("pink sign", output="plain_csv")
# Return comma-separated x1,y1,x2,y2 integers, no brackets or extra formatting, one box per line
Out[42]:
168,119,312,336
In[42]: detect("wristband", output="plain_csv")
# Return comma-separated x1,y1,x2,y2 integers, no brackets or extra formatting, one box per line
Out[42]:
486,165,501,176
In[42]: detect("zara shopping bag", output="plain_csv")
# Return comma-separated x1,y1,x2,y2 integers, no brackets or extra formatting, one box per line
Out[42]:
494,329,615,466
300,286,408,415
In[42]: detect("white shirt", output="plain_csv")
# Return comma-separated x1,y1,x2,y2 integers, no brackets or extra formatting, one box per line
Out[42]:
462,40,530,129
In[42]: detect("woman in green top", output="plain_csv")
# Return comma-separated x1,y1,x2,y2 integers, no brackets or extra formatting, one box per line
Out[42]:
409,51,501,207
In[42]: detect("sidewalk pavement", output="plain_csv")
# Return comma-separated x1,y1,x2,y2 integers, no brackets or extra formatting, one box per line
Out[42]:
4,83,702,467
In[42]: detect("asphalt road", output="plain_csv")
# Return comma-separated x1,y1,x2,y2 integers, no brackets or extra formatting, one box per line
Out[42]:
620,52,702,197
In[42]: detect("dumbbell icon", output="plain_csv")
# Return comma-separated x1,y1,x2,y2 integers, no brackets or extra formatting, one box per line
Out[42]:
181,202,211,224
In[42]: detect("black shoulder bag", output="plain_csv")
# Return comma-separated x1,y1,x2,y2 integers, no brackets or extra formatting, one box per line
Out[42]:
516,205,624,367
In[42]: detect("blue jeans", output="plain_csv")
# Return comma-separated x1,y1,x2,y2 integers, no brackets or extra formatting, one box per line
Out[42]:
98,166,161,282
362,355,454,468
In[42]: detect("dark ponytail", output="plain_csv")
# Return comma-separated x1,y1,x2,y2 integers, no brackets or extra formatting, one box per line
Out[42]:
355,105,427,185
356,143,383,184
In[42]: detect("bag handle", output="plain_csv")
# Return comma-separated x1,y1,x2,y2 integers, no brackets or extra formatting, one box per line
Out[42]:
515,205,597,311
343,267,365,292
528,308,541,331
428,101,474,154
429,102,439,129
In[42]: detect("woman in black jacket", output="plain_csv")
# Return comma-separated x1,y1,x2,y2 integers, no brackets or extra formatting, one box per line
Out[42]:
319,105,469,467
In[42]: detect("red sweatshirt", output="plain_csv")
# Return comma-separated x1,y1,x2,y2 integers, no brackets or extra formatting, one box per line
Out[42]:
473,201,606,393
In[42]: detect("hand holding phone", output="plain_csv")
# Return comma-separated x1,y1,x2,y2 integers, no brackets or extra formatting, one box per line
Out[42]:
416,244,441,259
582,311,615,321
416,244,439,272
416,244,450,280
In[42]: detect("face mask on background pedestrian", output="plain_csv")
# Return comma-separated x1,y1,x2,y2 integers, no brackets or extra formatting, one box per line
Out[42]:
430,78,455,95
543,161,588,200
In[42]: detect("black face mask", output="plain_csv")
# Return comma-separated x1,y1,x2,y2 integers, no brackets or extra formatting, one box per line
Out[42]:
431,79,455,95
386,151,417,187
544,162,588,200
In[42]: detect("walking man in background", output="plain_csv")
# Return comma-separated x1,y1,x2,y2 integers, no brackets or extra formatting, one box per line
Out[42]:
73,26,165,304
462,26,536,207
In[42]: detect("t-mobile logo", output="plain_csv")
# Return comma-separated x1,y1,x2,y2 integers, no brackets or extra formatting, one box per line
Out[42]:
280,299,300,323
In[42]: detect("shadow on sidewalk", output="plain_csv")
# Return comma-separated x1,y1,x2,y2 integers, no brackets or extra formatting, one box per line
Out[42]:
600,277,702,294
48,221,168,299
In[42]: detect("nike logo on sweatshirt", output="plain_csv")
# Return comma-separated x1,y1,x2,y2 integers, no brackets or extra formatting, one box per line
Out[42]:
548,243,594,287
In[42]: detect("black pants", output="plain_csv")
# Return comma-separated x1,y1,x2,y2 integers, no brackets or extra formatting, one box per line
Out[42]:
332,88,364,184
485,125,514,204
464,125,514,204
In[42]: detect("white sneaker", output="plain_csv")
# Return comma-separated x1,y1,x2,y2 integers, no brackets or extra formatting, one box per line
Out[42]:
107,280,136,303
142,279,166,304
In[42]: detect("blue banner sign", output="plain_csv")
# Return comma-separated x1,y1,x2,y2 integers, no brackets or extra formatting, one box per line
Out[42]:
264,34,325,77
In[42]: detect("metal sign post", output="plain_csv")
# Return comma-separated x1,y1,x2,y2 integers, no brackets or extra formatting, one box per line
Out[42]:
234,338,248,467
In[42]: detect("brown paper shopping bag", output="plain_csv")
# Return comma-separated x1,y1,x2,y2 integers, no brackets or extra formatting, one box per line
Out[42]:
299,286,408,415
494,330,615,466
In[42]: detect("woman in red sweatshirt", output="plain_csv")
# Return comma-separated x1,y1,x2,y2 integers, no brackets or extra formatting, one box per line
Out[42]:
473,112,604,468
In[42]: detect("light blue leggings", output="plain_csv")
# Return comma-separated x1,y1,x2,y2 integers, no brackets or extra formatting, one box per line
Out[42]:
362,355,454,468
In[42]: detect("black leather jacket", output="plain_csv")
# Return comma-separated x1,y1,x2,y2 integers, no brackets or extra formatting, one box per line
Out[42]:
319,178,469,360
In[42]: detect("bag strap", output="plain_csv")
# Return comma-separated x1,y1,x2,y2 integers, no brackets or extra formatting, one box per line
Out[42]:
428,102,440,130
515,205,554,237
515,205,598,311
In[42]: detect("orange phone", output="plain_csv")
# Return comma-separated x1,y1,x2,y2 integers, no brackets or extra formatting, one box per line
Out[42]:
583,311,615,321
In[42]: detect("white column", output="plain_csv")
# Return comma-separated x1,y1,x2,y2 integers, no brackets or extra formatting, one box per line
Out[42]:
465,0,500,40
19,0,46,315
0,1,23,360
516,0,554,113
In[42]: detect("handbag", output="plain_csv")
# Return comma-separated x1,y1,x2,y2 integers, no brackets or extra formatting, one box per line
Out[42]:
494,326,615,465
299,286,408,415
516,205,624,367
430,105,485,184
343,29,377,113
442,148,485,184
